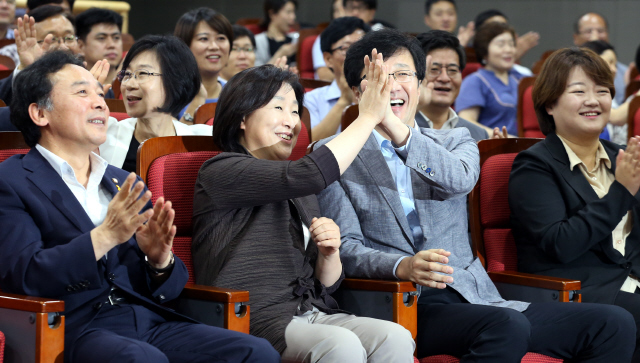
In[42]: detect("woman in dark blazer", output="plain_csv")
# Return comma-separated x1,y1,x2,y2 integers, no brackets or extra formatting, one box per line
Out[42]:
509,47,640,360
191,59,415,362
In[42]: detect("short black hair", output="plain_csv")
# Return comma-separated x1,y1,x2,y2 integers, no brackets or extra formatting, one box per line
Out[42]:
581,40,614,56
425,0,456,15
344,28,426,89
29,4,74,28
573,12,608,34
417,30,466,71
120,35,201,118
474,9,507,30
27,0,61,11
213,65,304,153
342,0,376,10
75,8,122,41
174,7,233,51
11,51,84,147
262,0,298,28
232,25,256,48
320,16,370,53
27,0,74,11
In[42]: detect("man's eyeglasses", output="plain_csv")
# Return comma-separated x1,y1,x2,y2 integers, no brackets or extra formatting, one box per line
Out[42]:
37,35,77,46
330,45,352,56
117,69,163,83
427,64,461,78
361,70,418,83
231,46,255,53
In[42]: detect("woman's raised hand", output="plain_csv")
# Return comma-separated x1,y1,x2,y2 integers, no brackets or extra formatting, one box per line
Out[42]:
357,48,394,125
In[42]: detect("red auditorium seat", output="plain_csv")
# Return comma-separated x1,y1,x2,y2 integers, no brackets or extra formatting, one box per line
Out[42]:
194,102,217,125
0,132,29,162
517,77,545,138
137,135,251,333
297,30,320,79
462,62,481,79
627,96,640,140
300,78,330,93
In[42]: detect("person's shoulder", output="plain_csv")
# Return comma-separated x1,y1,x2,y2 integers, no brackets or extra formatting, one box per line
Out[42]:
456,117,489,140
172,120,213,135
105,164,135,181
417,124,472,140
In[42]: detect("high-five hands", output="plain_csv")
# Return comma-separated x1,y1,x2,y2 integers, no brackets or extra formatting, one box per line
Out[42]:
396,249,454,289
357,48,394,126
616,136,640,196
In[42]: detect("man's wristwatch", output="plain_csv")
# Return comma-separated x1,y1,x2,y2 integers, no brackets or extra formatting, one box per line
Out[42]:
183,112,194,122
145,253,175,275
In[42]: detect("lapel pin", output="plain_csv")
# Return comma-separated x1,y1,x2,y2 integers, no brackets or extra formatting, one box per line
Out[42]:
111,178,121,191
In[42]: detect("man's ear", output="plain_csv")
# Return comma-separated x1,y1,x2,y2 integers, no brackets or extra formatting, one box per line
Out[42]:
323,52,334,71
28,103,49,127
352,86,362,100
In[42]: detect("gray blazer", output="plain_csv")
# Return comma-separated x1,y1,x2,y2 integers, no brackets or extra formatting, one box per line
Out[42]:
317,126,529,311
415,111,489,142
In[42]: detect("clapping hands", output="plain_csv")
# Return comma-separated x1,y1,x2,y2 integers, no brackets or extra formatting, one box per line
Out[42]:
616,136,640,195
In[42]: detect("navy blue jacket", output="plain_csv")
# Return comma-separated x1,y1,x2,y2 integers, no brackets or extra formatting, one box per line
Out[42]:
0,148,191,352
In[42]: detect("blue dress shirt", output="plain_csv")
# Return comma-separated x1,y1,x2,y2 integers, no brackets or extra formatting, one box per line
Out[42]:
372,123,424,276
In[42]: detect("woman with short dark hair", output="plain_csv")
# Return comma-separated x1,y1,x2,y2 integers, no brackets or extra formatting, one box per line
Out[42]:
192,61,415,362
455,22,522,136
174,7,233,122
99,35,211,172
254,0,299,66
510,47,640,360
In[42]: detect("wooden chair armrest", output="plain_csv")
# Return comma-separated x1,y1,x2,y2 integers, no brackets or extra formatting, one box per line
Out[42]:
341,278,417,293
180,283,249,303
0,292,64,313
488,271,580,291
177,284,250,334
336,279,417,339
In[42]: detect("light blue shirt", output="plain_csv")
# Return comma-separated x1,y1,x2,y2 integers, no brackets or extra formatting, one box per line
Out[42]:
372,122,424,277
303,80,342,133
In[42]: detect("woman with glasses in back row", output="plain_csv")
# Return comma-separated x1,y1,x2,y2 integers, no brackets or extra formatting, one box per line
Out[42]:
219,25,257,82
99,35,212,173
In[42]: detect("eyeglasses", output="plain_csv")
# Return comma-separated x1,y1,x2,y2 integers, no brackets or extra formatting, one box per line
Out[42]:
427,64,460,78
231,46,255,53
361,70,418,83
37,35,77,46
117,69,162,83
330,45,351,56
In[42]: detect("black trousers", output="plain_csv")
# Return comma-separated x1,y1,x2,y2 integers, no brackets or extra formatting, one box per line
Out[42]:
416,287,636,363
69,303,280,363
615,290,640,362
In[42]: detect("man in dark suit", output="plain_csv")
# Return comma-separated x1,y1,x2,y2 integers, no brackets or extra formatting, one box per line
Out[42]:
415,30,505,142
0,50,279,363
